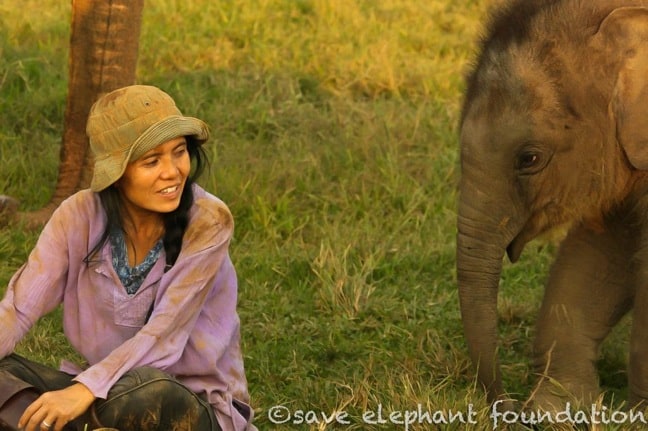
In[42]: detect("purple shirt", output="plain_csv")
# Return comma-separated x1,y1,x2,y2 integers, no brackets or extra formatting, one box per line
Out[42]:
0,185,256,431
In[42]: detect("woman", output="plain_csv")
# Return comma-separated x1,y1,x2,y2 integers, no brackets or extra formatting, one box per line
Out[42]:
0,85,256,431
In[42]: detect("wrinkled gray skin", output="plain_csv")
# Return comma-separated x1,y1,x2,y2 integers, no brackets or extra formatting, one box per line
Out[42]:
1,0,143,228
458,0,648,410
0,196,18,217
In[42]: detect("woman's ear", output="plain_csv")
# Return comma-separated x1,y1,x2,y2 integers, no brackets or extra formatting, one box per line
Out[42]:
593,7,648,170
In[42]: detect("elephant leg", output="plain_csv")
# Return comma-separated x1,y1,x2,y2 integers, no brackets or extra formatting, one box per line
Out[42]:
21,0,144,228
628,246,648,408
530,222,635,411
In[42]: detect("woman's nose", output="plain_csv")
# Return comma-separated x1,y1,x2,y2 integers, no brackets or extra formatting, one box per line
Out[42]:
159,157,180,178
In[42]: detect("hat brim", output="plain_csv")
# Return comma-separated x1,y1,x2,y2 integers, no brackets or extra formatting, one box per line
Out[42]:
90,115,209,192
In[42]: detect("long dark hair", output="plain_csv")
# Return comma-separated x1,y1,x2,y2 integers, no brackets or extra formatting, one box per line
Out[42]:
84,138,208,269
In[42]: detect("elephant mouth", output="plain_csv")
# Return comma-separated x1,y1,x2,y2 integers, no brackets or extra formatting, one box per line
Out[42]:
506,233,529,263
507,215,569,263
506,216,541,263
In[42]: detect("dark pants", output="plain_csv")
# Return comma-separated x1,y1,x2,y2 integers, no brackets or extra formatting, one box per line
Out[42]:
0,354,221,431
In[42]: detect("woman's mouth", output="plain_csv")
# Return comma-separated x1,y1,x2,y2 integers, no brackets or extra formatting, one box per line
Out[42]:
159,185,180,195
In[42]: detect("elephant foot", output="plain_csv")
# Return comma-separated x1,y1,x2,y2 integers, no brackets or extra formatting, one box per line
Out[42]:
19,204,58,230
0,195,19,226
525,377,599,414
628,386,648,412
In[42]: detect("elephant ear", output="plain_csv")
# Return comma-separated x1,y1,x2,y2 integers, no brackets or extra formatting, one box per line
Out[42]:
594,7,648,170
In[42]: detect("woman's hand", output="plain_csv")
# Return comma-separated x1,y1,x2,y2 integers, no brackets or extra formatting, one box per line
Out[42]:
18,383,96,431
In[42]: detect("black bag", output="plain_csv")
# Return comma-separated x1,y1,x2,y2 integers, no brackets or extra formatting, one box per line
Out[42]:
0,371,39,431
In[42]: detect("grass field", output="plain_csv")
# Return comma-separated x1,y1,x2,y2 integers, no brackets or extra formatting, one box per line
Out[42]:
0,1,633,430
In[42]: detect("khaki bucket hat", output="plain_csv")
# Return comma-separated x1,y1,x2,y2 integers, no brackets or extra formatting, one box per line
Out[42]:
87,85,210,192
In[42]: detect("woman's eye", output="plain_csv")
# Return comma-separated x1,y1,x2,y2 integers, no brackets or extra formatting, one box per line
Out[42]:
173,144,187,156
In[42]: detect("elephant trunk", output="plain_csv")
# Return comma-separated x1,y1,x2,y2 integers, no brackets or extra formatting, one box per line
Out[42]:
456,180,513,403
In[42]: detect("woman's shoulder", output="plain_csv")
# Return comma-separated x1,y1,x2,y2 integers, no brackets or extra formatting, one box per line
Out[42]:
38,190,104,243
190,184,233,227
52,189,102,221
184,184,234,251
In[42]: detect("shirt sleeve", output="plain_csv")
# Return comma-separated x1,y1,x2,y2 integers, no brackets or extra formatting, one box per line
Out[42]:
0,201,71,358
73,197,236,398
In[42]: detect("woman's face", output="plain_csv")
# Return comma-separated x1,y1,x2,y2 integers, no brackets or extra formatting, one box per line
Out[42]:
117,136,191,220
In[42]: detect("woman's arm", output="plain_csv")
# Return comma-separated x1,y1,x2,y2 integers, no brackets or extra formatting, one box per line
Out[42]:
0,198,74,357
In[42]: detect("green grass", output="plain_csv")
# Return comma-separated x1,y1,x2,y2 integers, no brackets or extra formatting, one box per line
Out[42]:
0,1,633,430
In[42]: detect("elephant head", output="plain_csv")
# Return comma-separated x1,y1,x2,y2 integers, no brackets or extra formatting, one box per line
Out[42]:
457,0,648,403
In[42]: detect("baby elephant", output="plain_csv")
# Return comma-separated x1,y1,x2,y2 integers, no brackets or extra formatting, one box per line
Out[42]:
457,0,648,411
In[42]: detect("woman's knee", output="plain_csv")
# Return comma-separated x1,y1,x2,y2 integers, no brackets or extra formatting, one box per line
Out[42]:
107,366,191,400
116,366,169,388
0,353,28,373
96,367,216,430
0,354,73,391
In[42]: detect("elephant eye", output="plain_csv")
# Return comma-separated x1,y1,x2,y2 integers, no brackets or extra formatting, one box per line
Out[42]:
518,152,538,168
515,149,547,174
